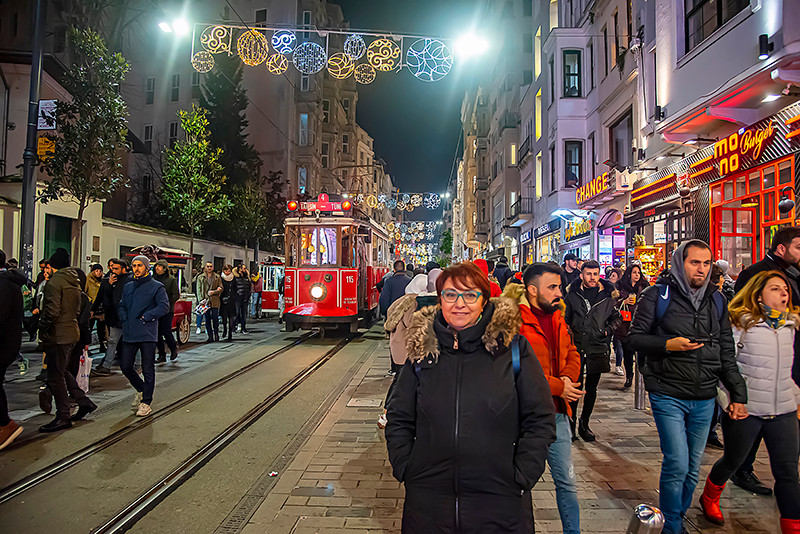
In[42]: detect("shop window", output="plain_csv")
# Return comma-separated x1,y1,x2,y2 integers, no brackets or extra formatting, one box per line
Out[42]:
736,174,746,197
765,192,775,222
563,50,581,97
764,165,775,189
723,181,733,201
749,171,760,193
779,160,792,184
711,183,722,204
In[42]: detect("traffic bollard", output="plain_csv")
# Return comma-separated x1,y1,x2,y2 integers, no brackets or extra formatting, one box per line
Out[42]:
634,368,647,410
625,504,664,534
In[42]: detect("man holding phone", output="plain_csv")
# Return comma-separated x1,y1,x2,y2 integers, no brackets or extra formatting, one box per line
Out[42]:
629,240,747,534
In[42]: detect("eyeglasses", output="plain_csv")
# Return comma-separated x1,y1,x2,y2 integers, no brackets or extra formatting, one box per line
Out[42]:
441,289,483,304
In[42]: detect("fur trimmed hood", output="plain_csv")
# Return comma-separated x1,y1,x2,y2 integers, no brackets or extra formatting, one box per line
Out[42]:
405,296,522,362
385,294,421,332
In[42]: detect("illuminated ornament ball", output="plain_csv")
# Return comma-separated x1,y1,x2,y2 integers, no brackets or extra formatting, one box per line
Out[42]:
406,203,415,212
426,221,436,231
271,30,297,54
378,194,388,205
366,38,401,71
265,53,289,75
407,38,453,82
402,193,411,204
423,193,441,209
354,63,376,84
410,194,423,207
327,53,355,79
201,25,231,54
385,197,397,209
191,51,215,73
396,200,406,210
293,42,328,74
356,193,365,205
387,221,396,232
400,223,408,233
237,30,269,66
366,195,378,208
426,231,435,240
343,34,367,60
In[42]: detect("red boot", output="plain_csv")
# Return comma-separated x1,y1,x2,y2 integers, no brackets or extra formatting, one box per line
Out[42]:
781,518,800,533
700,476,725,525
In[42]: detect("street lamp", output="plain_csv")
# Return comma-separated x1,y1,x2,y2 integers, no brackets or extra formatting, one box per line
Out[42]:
159,18,190,36
454,34,490,58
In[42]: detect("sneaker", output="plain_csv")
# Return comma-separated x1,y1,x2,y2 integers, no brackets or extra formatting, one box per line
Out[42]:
387,369,396,377
136,403,152,417
0,421,23,451
18,357,29,375
242,330,249,334
730,470,773,496
38,385,52,414
156,354,167,364
170,351,178,361
615,366,625,376
131,391,143,409
236,325,242,333
196,327,201,335
377,413,388,429
91,366,112,377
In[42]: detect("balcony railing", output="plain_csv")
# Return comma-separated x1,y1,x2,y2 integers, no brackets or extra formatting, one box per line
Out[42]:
509,197,535,219
518,137,530,163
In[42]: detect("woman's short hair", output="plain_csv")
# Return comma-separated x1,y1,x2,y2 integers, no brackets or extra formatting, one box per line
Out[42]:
729,270,800,330
435,262,491,305
224,264,233,271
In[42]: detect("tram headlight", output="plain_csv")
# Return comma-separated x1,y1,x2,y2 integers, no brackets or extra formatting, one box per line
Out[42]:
310,283,326,301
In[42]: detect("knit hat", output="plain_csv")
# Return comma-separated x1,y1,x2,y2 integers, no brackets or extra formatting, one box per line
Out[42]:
90,263,103,272
155,259,169,269
49,247,70,269
132,255,151,270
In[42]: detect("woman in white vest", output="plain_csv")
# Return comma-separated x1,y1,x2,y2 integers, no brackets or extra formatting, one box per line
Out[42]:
700,270,800,533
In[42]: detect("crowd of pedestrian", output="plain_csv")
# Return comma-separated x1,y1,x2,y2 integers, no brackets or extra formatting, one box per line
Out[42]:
380,231,800,534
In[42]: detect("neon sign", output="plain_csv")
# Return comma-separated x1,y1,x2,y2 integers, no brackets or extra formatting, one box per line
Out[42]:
576,173,609,205
713,122,777,175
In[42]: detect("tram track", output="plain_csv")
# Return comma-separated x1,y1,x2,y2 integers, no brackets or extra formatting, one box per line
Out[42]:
92,334,357,534
0,330,318,505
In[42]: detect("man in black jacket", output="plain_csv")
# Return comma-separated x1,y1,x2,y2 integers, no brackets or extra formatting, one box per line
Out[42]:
629,240,747,534
0,249,25,449
153,259,180,363
493,255,513,289
379,260,411,317
563,260,621,442
727,225,800,496
92,258,131,376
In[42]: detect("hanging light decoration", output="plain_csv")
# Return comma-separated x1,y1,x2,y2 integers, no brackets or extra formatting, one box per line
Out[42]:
293,42,328,74
327,52,355,79
387,222,396,232
396,200,406,210
271,30,297,54
201,25,232,54
367,38,402,71
344,34,367,60
191,51,215,72
366,194,378,208
410,194,423,207
237,29,270,66
265,53,289,74
385,197,397,209
423,193,441,210
406,38,453,82
354,63,377,84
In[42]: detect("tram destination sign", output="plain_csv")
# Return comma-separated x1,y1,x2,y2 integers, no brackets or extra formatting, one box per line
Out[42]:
287,193,352,213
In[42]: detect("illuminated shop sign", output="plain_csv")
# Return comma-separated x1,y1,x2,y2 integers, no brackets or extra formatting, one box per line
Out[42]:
534,219,561,239
576,172,609,205
565,218,592,242
520,230,532,243
691,122,777,178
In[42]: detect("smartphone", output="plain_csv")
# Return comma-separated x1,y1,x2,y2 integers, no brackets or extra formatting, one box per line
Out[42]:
690,337,710,344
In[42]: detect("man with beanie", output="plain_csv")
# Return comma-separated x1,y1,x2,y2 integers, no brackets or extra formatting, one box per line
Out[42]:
38,247,96,432
92,258,131,375
118,255,170,417
0,248,25,448
629,240,747,534
153,259,180,362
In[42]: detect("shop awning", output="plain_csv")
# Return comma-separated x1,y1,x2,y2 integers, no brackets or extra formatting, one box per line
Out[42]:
597,209,624,231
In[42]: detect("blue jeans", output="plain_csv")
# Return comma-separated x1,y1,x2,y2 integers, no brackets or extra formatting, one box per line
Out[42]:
547,413,580,534
196,311,204,330
613,336,624,367
250,292,261,317
98,326,122,370
205,307,220,341
649,392,715,534
119,341,156,405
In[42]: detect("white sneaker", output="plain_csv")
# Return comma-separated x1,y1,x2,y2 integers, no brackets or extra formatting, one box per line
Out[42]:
131,391,143,408
136,403,152,417
377,413,387,429
615,366,625,376
196,327,201,335
236,325,242,333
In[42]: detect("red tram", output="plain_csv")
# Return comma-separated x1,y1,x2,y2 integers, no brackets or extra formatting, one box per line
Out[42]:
282,193,390,333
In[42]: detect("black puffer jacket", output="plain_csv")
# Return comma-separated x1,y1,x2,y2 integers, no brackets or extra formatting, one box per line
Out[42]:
0,268,26,362
563,278,621,374
629,270,747,402
385,298,556,534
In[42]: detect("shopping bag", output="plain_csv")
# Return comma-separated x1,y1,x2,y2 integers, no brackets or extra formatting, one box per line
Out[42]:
195,299,210,316
78,347,91,393
620,302,632,322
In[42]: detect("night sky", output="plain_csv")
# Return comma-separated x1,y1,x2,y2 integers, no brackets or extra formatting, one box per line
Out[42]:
336,0,487,195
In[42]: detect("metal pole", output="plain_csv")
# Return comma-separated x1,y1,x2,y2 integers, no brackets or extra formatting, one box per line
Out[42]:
19,0,46,279
625,504,664,533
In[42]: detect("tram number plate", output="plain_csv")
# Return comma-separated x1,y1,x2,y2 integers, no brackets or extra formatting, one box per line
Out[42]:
345,275,355,284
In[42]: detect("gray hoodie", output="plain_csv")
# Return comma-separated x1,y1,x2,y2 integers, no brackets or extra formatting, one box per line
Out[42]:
669,240,712,310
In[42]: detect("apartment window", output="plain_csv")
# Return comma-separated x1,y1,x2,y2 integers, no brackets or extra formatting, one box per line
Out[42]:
143,124,153,153
563,50,581,97
523,70,533,85
322,99,330,123
549,0,558,30
548,58,555,102
510,144,517,166
302,10,311,39
145,77,155,105
255,8,267,23
549,146,556,191
170,74,180,102
299,113,311,146
613,12,620,67
191,71,201,99
626,0,634,46
321,142,329,168
300,75,310,92
565,141,582,188
534,28,542,78
603,27,609,74
342,98,350,118
142,174,152,206
298,166,307,195
524,1,532,16
524,33,533,53
535,89,542,140
610,109,634,168
342,133,349,154
588,42,595,88
685,0,748,52
535,152,543,198
168,121,179,148
588,131,596,178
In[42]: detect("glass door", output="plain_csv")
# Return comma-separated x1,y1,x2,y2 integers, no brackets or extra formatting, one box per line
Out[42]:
714,207,757,276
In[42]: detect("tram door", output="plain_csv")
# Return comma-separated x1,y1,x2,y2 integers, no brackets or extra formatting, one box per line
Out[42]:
357,237,368,312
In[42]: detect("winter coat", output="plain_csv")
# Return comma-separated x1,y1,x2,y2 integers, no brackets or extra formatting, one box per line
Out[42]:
197,272,223,308
614,279,651,340
118,274,170,343
628,270,748,402
251,274,263,293
96,272,132,328
734,252,800,303
77,292,93,348
379,272,411,316
153,262,180,312
385,298,556,534
0,268,26,362
493,262,513,289
234,272,252,299
728,318,800,417
504,283,581,417
220,276,236,313
563,278,622,374
560,268,580,292
384,293,438,365
39,267,82,346
85,274,102,303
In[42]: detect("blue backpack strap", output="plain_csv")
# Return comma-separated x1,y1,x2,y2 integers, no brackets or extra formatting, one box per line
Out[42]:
512,336,521,379
655,284,670,323
711,291,727,322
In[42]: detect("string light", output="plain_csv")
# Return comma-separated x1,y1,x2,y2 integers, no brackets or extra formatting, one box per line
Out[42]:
354,63,376,84
327,52,355,79
265,53,289,74
271,30,297,54
293,41,328,74
237,29,269,66
344,34,366,60
407,38,453,82
201,25,232,54
191,51,215,72
367,38,401,71
410,194,423,207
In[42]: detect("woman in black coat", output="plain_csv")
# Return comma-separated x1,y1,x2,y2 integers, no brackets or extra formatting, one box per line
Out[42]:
219,265,237,341
385,262,556,533
614,264,651,388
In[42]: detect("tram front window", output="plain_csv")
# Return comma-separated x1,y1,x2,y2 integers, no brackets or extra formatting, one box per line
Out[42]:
299,227,338,266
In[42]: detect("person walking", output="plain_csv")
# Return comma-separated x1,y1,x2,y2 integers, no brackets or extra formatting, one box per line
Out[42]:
729,225,800,496
85,263,106,353
629,240,748,534
118,255,170,417
505,263,583,534
250,269,263,319
385,262,556,532
379,260,412,317
615,264,651,388
698,271,800,532
197,261,222,342
425,260,442,293
92,259,131,376
234,265,251,334
563,259,621,442
561,253,580,290
38,248,97,432
220,265,237,341
0,249,25,449
492,255,513,289
153,259,180,363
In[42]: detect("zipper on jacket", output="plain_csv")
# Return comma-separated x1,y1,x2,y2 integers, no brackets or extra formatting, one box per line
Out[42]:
453,331,459,350
454,352,463,530
774,329,780,414
694,312,701,391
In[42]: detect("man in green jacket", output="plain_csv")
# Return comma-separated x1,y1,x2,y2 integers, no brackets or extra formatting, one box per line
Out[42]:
39,248,96,432
153,259,180,362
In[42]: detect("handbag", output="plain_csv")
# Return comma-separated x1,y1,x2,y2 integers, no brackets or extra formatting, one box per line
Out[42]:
195,299,210,316
620,302,632,322
77,347,91,393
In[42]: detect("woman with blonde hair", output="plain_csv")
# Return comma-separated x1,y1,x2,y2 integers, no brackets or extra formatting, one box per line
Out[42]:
700,270,800,533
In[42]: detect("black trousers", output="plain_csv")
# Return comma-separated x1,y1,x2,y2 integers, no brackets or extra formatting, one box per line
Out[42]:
235,298,248,331
0,350,17,426
709,412,800,519
622,341,635,380
157,312,177,356
90,317,106,347
570,358,602,423
44,343,90,421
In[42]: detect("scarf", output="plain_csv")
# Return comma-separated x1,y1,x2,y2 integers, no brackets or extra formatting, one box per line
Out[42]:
759,303,788,329
222,273,234,282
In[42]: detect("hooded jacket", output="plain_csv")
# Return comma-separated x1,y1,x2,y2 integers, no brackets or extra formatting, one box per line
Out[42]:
39,267,82,345
493,260,513,289
563,277,621,373
628,241,747,402
118,273,170,343
0,268,26,360
385,297,556,534
153,260,180,311
385,292,438,365
503,283,581,416
379,271,411,316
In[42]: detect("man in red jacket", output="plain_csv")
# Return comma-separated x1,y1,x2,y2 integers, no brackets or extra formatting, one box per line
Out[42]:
505,262,583,534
